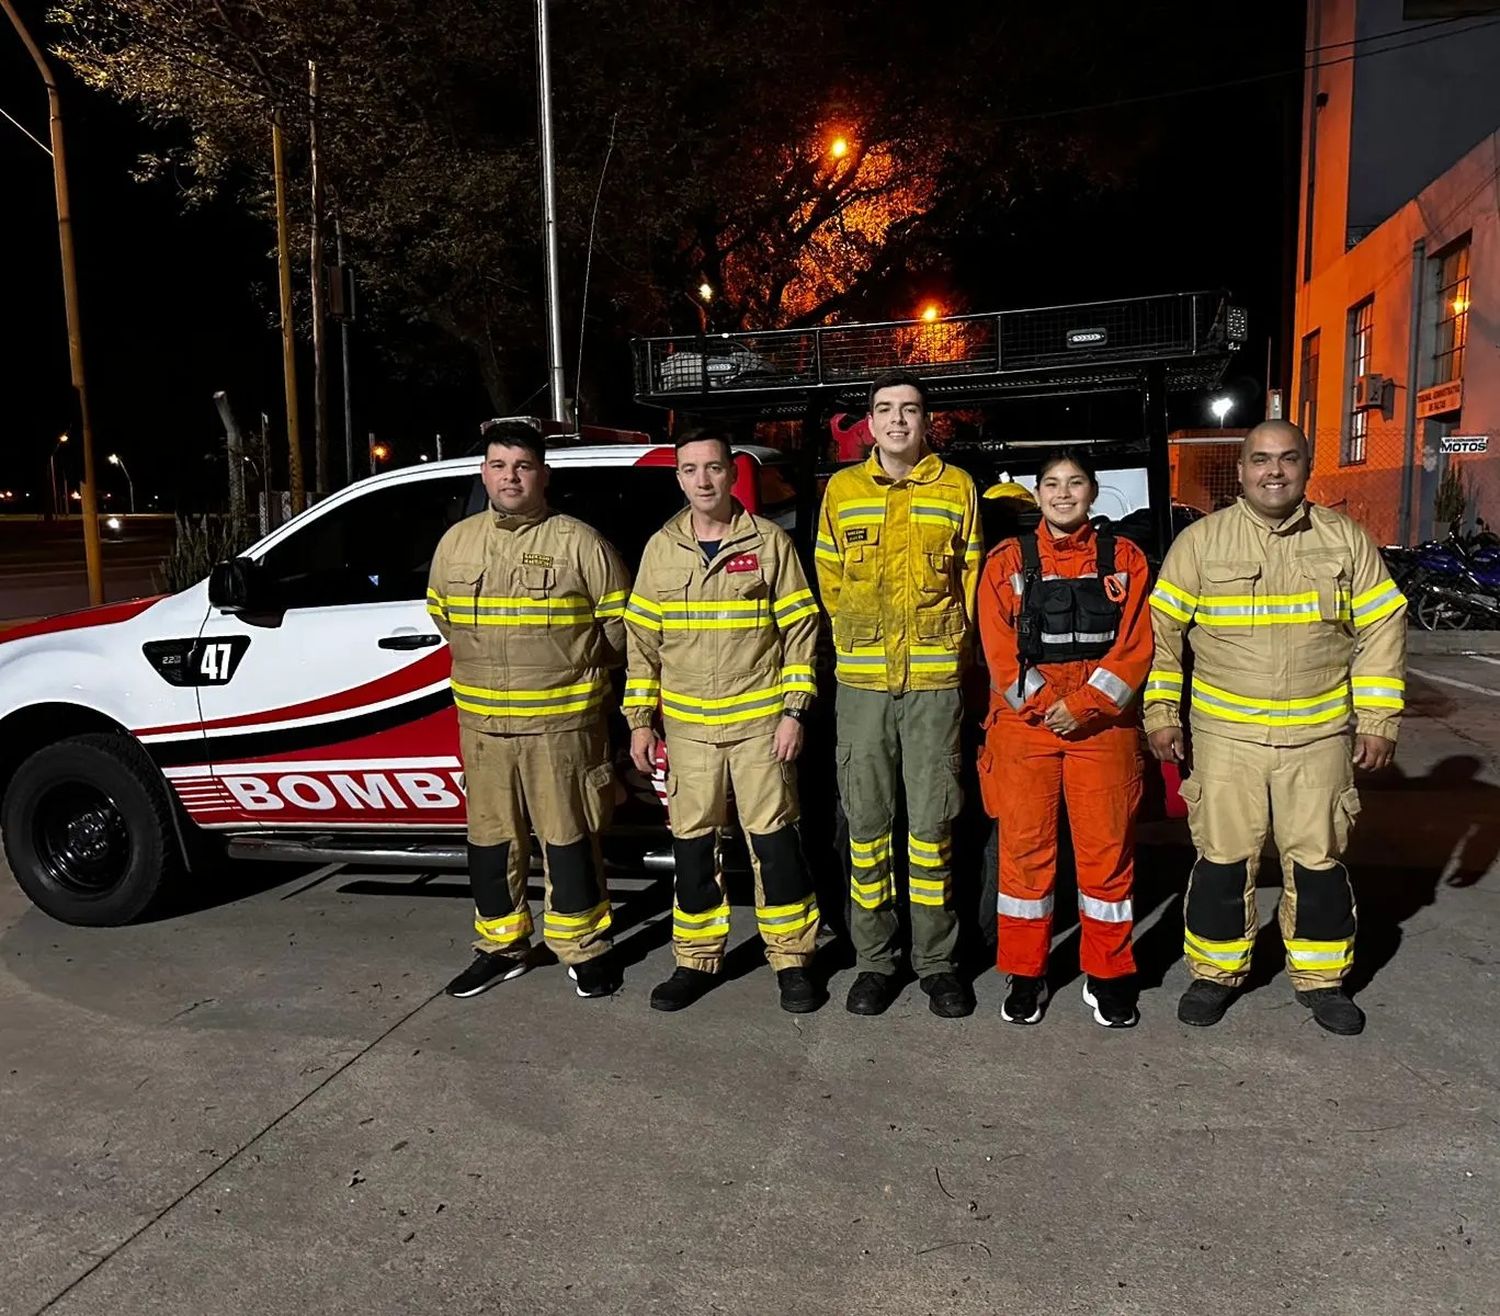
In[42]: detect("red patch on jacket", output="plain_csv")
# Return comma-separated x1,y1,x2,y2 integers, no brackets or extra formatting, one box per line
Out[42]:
725,554,759,574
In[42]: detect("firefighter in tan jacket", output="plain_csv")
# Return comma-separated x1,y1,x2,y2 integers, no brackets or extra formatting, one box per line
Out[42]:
1146,421,1407,1035
427,420,629,1001
625,430,824,1014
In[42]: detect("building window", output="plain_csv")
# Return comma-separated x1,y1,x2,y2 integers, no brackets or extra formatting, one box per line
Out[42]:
1299,330,1320,455
1433,238,1470,385
1345,299,1373,466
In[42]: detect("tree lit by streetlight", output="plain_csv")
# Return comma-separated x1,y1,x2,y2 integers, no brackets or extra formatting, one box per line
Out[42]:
920,303,941,322
829,136,849,159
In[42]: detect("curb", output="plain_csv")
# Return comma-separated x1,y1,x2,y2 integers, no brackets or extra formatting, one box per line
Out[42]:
1407,628,1500,656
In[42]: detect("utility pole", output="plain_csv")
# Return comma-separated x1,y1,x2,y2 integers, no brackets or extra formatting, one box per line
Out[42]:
535,0,568,423
3,0,104,604
308,61,329,496
336,218,355,488
272,110,305,514
213,390,248,537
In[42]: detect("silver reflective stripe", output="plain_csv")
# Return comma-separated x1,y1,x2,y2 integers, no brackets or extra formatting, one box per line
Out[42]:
1001,668,1046,710
1191,687,1350,721
997,892,1054,919
1286,947,1351,965
1087,666,1133,709
1190,943,1250,967
1352,584,1401,618
662,692,783,717
837,654,886,667
1042,572,1096,580
1011,573,1025,595
1197,601,1318,619
1079,893,1133,923
1041,629,1116,644
1352,683,1404,702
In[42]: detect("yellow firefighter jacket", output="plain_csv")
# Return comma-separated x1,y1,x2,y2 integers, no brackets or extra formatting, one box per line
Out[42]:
1143,497,1407,745
427,505,629,734
623,502,821,745
815,449,982,694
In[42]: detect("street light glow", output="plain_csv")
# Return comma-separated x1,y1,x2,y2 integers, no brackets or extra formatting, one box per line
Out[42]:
371,442,391,461
920,303,941,322
697,282,714,302
829,136,849,159
1210,396,1233,423
108,453,121,466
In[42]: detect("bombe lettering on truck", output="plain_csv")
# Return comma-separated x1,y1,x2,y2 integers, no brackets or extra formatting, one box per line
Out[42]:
178,766,468,814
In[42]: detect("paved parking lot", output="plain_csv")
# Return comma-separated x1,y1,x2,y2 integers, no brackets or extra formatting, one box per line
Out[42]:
3,649,1499,1315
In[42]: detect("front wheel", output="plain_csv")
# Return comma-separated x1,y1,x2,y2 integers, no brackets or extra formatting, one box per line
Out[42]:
1414,588,1472,631
2,733,183,926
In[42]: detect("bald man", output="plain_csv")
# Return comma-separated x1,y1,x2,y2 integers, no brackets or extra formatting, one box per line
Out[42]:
1144,421,1407,1035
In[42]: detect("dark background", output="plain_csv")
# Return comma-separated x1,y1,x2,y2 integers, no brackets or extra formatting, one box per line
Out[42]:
2,2,1306,510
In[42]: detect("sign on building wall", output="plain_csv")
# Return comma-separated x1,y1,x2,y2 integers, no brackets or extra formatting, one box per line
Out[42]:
1417,379,1464,418
1440,434,1489,455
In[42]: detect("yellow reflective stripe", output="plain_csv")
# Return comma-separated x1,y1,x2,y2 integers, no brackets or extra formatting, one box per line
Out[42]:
452,676,608,718
662,684,782,710
1184,931,1252,969
625,594,663,630
1352,674,1405,710
594,590,628,619
673,903,730,939
1284,938,1353,970
1353,590,1404,628
909,873,951,907
1151,578,1197,614
756,898,819,934
543,902,613,939
474,910,532,945
908,836,952,869
623,678,662,708
774,588,815,611
816,544,841,565
838,501,886,521
837,646,886,672
660,684,783,725
1144,669,1183,704
1189,678,1350,726
851,874,895,908
776,602,819,627
850,834,893,857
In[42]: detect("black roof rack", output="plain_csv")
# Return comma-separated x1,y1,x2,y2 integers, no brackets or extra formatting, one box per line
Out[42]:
631,289,1244,417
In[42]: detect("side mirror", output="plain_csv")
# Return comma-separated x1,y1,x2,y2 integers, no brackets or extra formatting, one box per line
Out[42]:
208,557,272,613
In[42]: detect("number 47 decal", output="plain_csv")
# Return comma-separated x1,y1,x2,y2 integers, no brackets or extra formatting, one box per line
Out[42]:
193,636,249,685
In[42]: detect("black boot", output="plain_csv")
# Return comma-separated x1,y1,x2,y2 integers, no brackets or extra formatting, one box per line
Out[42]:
1177,979,1236,1027
919,972,974,1019
649,966,717,1012
776,967,823,1014
844,971,901,1016
1296,986,1365,1035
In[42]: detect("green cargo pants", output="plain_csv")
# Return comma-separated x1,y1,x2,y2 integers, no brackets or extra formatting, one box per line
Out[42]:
835,684,963,977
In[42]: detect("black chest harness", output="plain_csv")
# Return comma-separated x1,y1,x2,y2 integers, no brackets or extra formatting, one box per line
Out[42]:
1014,527,1124,678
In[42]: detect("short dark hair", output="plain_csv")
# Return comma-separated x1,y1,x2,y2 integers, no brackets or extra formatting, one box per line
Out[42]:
1036,446,1100,488
480,418,546,464
868,369,928,416
673,425,735,464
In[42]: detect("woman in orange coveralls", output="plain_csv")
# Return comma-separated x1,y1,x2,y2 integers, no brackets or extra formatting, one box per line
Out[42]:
977,449,1153,1029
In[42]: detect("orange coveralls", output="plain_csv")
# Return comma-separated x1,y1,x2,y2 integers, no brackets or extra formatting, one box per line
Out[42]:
977,523,1153,979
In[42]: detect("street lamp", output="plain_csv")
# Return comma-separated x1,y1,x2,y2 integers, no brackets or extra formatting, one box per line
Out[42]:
107,452,134,512
1210,396,1233,428
697,282,714,303
829,136,850,159
920,303,942,323
50,432,68,516
370,440,390,475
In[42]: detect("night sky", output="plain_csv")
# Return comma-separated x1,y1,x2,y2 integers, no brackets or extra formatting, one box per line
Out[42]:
3,2,1305,510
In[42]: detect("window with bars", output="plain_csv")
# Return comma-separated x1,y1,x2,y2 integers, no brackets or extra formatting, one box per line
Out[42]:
1433,238,1470,385
1344,299,1373,466
1299,330,1320,457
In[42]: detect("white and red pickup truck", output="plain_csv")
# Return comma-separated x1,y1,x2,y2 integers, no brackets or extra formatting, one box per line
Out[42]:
0,442,802,926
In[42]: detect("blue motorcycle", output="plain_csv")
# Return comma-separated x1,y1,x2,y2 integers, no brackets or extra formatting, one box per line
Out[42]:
1382,529,1500,631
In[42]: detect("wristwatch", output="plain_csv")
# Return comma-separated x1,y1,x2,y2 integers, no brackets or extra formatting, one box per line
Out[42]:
781,707,810,724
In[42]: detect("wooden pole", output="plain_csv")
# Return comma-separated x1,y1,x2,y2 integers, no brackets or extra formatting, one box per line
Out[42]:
309,61,328,496
272,111,305,514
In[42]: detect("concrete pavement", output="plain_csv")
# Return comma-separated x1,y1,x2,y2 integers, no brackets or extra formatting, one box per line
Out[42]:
2,657,1499,1315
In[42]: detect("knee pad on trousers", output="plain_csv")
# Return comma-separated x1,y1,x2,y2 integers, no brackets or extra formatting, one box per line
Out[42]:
750,826,810,905
1291,861,1355,940
1185,857,1249,941
672,834,719,912
544,839,597,913
468,841,513,918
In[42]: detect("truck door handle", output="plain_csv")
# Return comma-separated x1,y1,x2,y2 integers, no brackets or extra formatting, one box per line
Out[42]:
378,632,442,650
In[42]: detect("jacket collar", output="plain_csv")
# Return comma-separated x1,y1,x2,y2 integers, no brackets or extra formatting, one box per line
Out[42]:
865,448,944,486
663,499,762,556
491,502,549,531
1235,496,1311,536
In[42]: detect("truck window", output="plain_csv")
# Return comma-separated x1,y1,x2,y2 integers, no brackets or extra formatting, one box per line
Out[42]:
545,466,690,571
257,475,474,609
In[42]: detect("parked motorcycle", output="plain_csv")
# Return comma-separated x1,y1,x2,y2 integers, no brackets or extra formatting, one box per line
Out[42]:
1381,530,1500,631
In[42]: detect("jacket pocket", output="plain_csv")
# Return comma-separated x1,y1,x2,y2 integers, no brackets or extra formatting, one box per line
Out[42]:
1199,560,1261,629
443,564,487,662
580,761,615,833
833,614,882,652
976,746,1003,819
914,609,966,649
1295,553,1352,624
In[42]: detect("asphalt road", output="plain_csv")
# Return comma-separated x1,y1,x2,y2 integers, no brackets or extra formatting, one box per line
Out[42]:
2,654,1499,1315
0,519,175,623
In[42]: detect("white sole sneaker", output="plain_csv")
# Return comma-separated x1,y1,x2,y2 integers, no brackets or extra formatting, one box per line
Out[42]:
1000,981,1047,1025
446,957,529,999
1082,980,1139,1028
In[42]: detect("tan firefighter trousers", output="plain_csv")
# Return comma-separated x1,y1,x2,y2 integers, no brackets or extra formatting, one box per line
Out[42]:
663,730,820,972
461,723,615,965
1178,730,1361,990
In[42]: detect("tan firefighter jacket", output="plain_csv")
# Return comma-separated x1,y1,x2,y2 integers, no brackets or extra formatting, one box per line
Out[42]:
427,505,629,734
624,502,821,744
1144,497,1407,746
815,449,982,694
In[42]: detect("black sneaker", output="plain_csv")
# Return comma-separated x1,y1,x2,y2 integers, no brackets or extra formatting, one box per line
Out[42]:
1296,987,1365,1036
776,967,823,1014
649,966,717,1012
845,971,901,1016
444,950,528,999
919,972,975,1019
1177,979,1236,1027
567,955,621,999
1000,974,1047,1025
1082,975,1139,1028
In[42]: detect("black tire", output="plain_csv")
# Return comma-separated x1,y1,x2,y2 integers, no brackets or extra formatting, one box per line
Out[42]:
1415,588,1471,631
2,733,183,926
